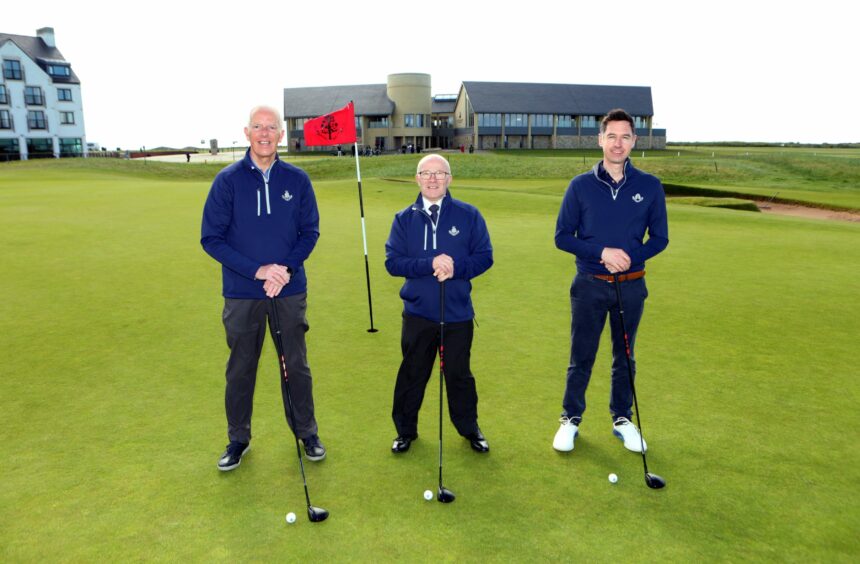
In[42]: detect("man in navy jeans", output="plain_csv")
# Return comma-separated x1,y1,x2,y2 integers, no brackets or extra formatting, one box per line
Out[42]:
553,109,669,454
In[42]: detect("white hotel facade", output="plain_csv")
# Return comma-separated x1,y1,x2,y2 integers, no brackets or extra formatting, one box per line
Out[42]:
0,27,87,160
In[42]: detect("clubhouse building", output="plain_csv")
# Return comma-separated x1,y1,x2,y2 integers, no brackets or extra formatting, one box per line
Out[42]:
283,73,665,152
0,27,87,160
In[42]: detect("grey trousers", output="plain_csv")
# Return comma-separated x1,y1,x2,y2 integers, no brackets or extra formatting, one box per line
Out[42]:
222,294,318,443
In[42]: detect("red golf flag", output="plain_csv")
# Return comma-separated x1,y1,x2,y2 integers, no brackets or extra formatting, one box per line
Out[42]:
303,102,357,146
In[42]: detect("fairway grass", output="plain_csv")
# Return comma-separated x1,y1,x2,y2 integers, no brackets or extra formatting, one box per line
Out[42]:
1,160,858,562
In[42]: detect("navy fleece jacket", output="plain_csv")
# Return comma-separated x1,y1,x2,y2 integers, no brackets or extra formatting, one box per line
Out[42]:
555,159,668,275
385,191,493,323
201,151,320,298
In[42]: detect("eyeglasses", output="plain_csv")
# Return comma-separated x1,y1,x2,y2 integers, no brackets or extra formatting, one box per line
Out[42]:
249,124,280,133
418,171,451,179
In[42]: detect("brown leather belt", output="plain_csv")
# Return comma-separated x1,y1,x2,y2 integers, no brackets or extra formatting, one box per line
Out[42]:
592,270,645,283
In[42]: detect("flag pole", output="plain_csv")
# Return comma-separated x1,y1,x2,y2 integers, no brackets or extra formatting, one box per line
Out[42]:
351,103,378,333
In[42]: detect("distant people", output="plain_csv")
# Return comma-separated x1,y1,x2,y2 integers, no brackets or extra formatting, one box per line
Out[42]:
468,144,474,154
295,140,301,152
552,108,669,455
337,145,343,157
201,105,327,471
186,152,191,163
385,154,494,455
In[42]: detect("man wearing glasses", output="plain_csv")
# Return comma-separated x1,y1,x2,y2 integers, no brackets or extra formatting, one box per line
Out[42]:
201,105,327,471
385,154,494,454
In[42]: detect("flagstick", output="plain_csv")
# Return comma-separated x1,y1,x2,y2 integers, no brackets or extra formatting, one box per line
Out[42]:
353,140,378,333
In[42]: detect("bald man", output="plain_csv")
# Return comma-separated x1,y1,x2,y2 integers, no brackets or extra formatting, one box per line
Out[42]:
385,154,494,454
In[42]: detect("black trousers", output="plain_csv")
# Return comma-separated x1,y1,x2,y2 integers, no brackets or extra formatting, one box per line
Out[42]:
222,294,318,443
392,313,479,438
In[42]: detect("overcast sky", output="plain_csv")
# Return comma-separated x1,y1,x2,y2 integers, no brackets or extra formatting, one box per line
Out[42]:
5,0,855,149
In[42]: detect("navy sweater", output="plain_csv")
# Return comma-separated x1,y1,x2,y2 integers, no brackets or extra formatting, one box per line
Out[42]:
201,151,320,298
385,192,493,323
555,160,668,275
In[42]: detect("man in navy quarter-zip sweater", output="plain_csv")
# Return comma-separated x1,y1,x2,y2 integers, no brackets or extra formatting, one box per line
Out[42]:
201,106,326,471
552,109,669,455
386,154,494,454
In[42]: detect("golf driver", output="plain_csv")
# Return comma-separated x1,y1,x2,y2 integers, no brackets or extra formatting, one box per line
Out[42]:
270,299,330,521
612,273,666,490
436,281,455,503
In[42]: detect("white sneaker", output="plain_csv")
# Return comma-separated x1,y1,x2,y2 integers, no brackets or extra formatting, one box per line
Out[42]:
613,417,647,452
553,416,579,452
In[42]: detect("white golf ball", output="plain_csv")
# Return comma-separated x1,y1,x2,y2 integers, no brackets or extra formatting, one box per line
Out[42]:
423,489,433,501
608,473,618,484
285,512,297,524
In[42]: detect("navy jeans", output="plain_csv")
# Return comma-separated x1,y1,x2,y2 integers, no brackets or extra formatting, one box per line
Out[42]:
561,273,648,422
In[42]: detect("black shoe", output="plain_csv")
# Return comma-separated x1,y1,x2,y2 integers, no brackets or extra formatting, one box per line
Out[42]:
391,434,417,453
466,430,489,453
217,441,250,471
302,434,326,461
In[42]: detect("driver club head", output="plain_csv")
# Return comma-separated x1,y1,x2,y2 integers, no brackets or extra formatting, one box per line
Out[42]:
437,486,456,503
307,505,329,522
645,473,666,490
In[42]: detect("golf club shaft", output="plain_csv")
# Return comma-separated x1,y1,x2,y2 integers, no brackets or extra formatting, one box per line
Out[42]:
438,281,446,490
611,274,650,474
270,298,313,509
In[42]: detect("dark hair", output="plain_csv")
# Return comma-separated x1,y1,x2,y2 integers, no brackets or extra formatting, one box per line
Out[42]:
600,109,635,134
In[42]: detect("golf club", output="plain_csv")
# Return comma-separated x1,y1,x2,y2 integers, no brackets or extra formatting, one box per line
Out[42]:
270,299,330,521
437,281,455,503
612,273,666,490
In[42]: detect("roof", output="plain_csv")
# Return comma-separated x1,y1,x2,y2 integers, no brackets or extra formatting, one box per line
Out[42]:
460,81,653,116
432,96,457,114
283,84,395,118
0,33,80,84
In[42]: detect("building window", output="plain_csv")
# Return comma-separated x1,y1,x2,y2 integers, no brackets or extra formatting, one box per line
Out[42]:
46,64,71,77
634,116,648,130
557,115,575,128
3,60,23,80
581,115,598,129
58,88,73,102
293,117,307,131
0,84,8,104
0,109,11,129
60,111,75,125
27,110,47,129
368,117,389,128
405,114,425,127
25,86,45,106
60,138,83,156
26,137,53,157
532,114,552,128
0,137,20,158
504,113,527,127
477,113,501,127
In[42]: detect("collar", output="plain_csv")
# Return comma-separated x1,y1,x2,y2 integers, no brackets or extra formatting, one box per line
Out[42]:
244,149,279,175
596,159,629,186
422,195,445,212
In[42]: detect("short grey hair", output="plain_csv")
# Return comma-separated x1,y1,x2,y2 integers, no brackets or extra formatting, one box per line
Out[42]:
248,105,283,132
416,154,451,174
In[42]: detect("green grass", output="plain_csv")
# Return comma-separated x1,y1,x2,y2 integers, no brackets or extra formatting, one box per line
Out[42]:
6,145,860,210
1,157,858,561
669,196,760,212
